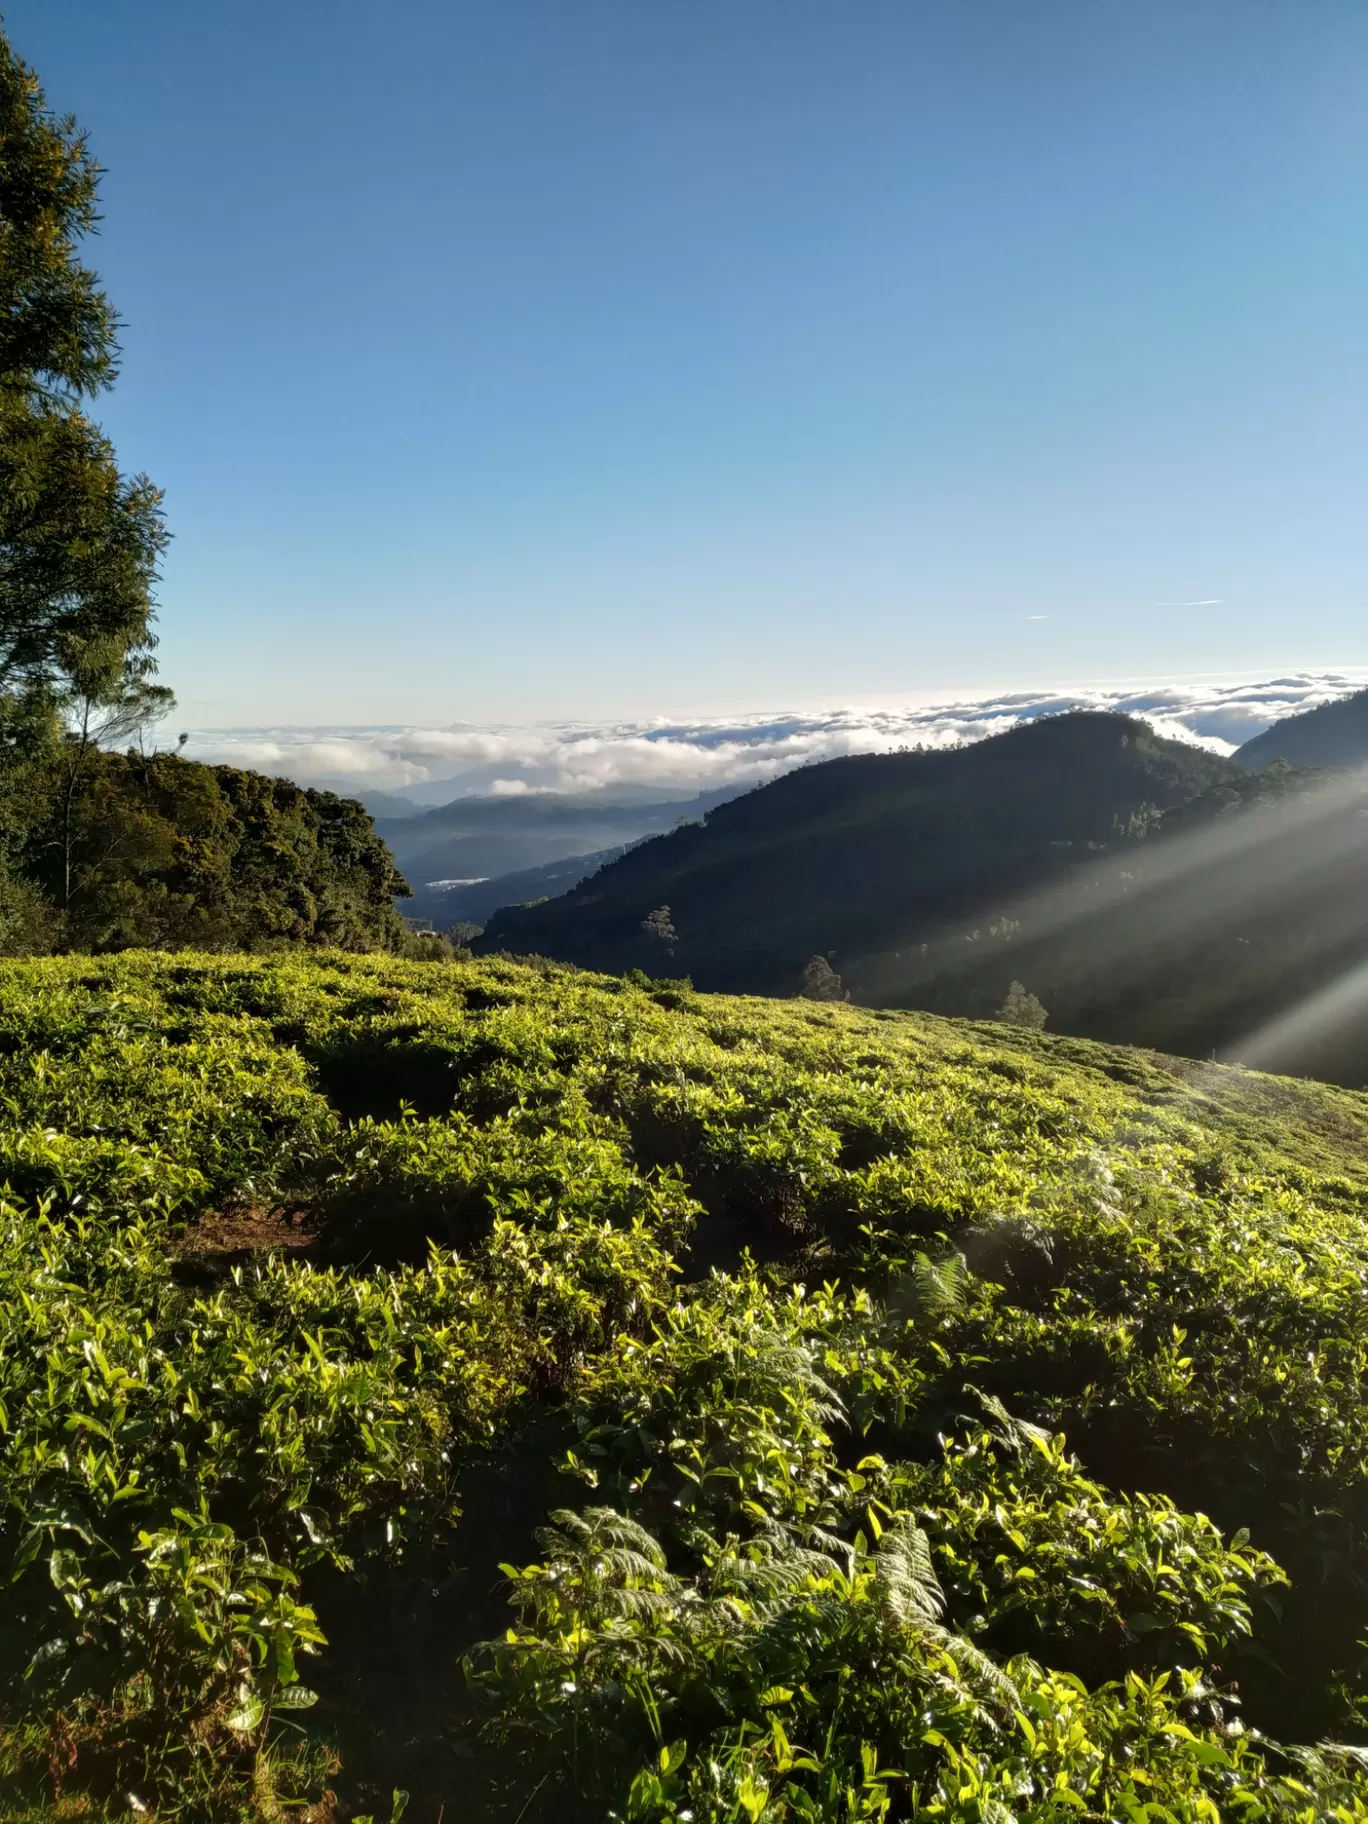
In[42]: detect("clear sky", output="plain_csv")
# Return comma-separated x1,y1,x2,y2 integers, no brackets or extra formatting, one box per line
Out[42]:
10,1,1368,726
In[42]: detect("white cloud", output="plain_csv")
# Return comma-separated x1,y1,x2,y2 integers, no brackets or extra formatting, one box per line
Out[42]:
181,669,1368,803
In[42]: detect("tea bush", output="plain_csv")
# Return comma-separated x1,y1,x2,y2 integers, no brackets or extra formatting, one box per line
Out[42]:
0,952,1363,1817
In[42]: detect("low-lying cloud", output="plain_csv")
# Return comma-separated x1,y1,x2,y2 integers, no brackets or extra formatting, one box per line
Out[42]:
183,669,1368,804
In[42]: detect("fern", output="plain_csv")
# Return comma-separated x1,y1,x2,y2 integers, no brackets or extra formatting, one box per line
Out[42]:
514,1507,681,1630
964,1385,1053,1452
540,1505,670,1570
897,1249,971,1320
875,1516,1019,1707
875,1517,945,1630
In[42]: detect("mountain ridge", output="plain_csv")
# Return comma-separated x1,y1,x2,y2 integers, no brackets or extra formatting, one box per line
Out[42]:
482,711,1238,988
1235,684,1368,771
380,786,740,888
479,710,1368,1085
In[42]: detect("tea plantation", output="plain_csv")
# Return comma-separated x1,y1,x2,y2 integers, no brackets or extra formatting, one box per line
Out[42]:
2,953,1368,1820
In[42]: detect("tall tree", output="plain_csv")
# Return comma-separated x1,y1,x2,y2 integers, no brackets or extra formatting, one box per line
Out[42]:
640,905,677,950
799,954,846,1001
51,655,175,908
0,31,167,704
997,980,1048,1030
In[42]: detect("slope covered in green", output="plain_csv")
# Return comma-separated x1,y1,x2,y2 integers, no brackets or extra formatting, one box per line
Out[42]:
0,747,412,956
1237,688,1368,772
481,714,1236,996
1,952,1367,1820
480,714,1368,1087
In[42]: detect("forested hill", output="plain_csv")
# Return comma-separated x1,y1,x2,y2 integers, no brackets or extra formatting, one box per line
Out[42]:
481,711,1368,1085
0,746,412,955
1236,684,1368,771
481,712,1237,990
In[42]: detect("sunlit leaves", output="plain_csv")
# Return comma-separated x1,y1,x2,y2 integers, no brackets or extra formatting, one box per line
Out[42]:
0,951,1366,1819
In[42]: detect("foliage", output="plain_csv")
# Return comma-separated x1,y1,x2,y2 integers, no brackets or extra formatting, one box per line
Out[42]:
798,955,845,1001
0,953,1362,1816
399,929,460,962
0,29,167,703
5,748,411,952
0,32,410,965
641,907,677,947
996,979,1046,1028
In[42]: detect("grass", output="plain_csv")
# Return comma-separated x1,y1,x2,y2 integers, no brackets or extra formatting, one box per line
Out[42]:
0,952,1365,1818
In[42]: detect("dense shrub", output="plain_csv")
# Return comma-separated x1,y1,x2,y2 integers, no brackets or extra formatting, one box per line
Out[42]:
0,952,1364,1817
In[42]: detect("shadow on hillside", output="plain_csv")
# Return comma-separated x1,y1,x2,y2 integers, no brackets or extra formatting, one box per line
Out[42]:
307,1032,467,1123
305,1409,582,1824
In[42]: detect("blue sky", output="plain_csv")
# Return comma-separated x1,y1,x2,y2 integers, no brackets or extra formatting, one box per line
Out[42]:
12,1,1368,726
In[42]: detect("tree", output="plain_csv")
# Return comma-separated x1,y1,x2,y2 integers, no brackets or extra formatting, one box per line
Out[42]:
50,656,175,910
640,906,677,949
0,32,168,706
799,955,846,1001
997,980,1047,1029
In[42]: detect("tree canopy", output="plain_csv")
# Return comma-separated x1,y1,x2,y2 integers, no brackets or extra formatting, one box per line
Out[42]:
9,747,412,954
997,979,1047,1028
0,31,166,702
0,35,418,960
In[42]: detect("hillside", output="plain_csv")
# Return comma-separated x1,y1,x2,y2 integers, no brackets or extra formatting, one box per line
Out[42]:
3,951,1368,1820
1236,685,1368,771
481,712,1238,990
858,758,1368,1082
1,748,411,956
480,715,1368,1086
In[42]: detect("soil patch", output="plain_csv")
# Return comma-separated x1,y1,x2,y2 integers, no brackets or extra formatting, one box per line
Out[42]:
171,1205,318,1277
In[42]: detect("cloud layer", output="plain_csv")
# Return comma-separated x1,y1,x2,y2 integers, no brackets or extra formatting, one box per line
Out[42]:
183,669,1368,803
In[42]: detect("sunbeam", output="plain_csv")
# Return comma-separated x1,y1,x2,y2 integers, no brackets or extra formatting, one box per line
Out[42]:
847,761,1368,1077
1227,956,1368,1073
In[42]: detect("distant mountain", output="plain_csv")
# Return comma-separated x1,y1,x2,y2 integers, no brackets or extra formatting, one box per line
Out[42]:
378,787,740,885
404,845,627,929
1236,687,1368,771
482,713,1237,994
482,712,1368,1084
353,788,425,819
